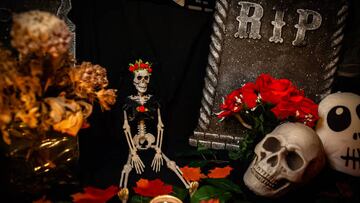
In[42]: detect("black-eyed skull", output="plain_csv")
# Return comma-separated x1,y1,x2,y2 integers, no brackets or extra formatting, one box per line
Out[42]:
243,123,325,197
316,92,360,176
133,69,150,94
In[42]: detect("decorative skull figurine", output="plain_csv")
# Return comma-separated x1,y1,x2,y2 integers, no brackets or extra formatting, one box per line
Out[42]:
133,69,150,94
243,123,325,197
316,92,360,176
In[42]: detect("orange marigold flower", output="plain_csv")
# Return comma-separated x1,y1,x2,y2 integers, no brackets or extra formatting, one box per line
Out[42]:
207,166,233,179
71,185,119,203
200,199,220,203
136,178,149,188
180,166,207,182
133,178,173,197
33,196,51,203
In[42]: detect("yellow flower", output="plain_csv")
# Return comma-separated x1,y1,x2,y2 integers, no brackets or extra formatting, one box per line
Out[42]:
53,110,83,136
15,107,39,128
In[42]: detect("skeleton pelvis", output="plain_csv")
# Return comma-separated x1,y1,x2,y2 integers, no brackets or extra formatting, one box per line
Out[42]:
133,133,155,150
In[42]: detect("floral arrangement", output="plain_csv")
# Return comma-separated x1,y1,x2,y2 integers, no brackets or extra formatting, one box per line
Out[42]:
64,145,358,203
0,10,117,145
216,74,319,160
128,59,152,73
70,164,238,203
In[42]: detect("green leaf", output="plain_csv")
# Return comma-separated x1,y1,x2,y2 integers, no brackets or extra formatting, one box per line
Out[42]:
175,148,216,158
203,178,244,195
188,160,210,167
259,113,264,122
130,195,152,203
191,185,232,203
172,185,188,201
228,150,241,160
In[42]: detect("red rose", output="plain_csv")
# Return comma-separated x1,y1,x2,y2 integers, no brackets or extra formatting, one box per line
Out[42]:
256,74,300,105
216,110,233,118
271,100,297,119
133,179,173,197
219,88,242,112
218,83,258,119
140,63,147,68
271,95,319,128
147,67,152,73
129,65,135,72
240,82,258,109
134,63,138,69
137,105,146,112
294,97,319,127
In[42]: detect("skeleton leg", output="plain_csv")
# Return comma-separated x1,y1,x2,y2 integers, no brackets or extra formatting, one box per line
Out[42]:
162,153,190,188
119,153,132,188
118,153,132,203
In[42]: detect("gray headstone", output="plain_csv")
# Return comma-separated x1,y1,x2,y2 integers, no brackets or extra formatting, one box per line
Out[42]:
190,0,348,150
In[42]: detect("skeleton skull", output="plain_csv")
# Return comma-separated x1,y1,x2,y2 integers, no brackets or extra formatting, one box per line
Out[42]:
133,69,150,94
316,92,360,176
244,123,325,197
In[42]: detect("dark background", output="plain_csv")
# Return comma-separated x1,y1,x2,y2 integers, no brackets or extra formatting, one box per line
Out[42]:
70,0,214,190
1,0,360,202
70,0,360,202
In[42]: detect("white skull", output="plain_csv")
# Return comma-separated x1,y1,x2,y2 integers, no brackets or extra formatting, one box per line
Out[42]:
316,92,360,176
133,69,150,94
244,123,325,197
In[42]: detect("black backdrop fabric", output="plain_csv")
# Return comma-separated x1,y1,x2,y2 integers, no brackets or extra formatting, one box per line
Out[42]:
70,0,213,188
1,0,359,202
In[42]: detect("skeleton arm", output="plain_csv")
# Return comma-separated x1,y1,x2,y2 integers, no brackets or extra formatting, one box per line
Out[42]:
156,108,164,149
123,110,145,174
123,111,135,150
151,108,164,172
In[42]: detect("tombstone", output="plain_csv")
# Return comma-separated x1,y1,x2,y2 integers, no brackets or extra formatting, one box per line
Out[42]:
0,0,75,54
189,0,348,150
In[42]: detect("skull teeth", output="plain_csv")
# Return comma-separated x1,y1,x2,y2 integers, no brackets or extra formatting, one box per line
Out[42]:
251,165,282,189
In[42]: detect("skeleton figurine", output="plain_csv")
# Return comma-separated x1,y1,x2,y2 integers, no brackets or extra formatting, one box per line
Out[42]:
118,60,194,202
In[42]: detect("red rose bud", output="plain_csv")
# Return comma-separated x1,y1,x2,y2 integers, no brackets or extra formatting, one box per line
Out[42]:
129,65,136,72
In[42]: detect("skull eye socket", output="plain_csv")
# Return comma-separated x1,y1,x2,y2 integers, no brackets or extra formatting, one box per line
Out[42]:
137,76,143,80
263,137,281,152
144,76,149,80
357,104,360,119
286,151,304,170
327,105,351,132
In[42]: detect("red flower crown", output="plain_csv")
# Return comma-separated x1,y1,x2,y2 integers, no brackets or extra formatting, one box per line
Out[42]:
128,59,152,73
